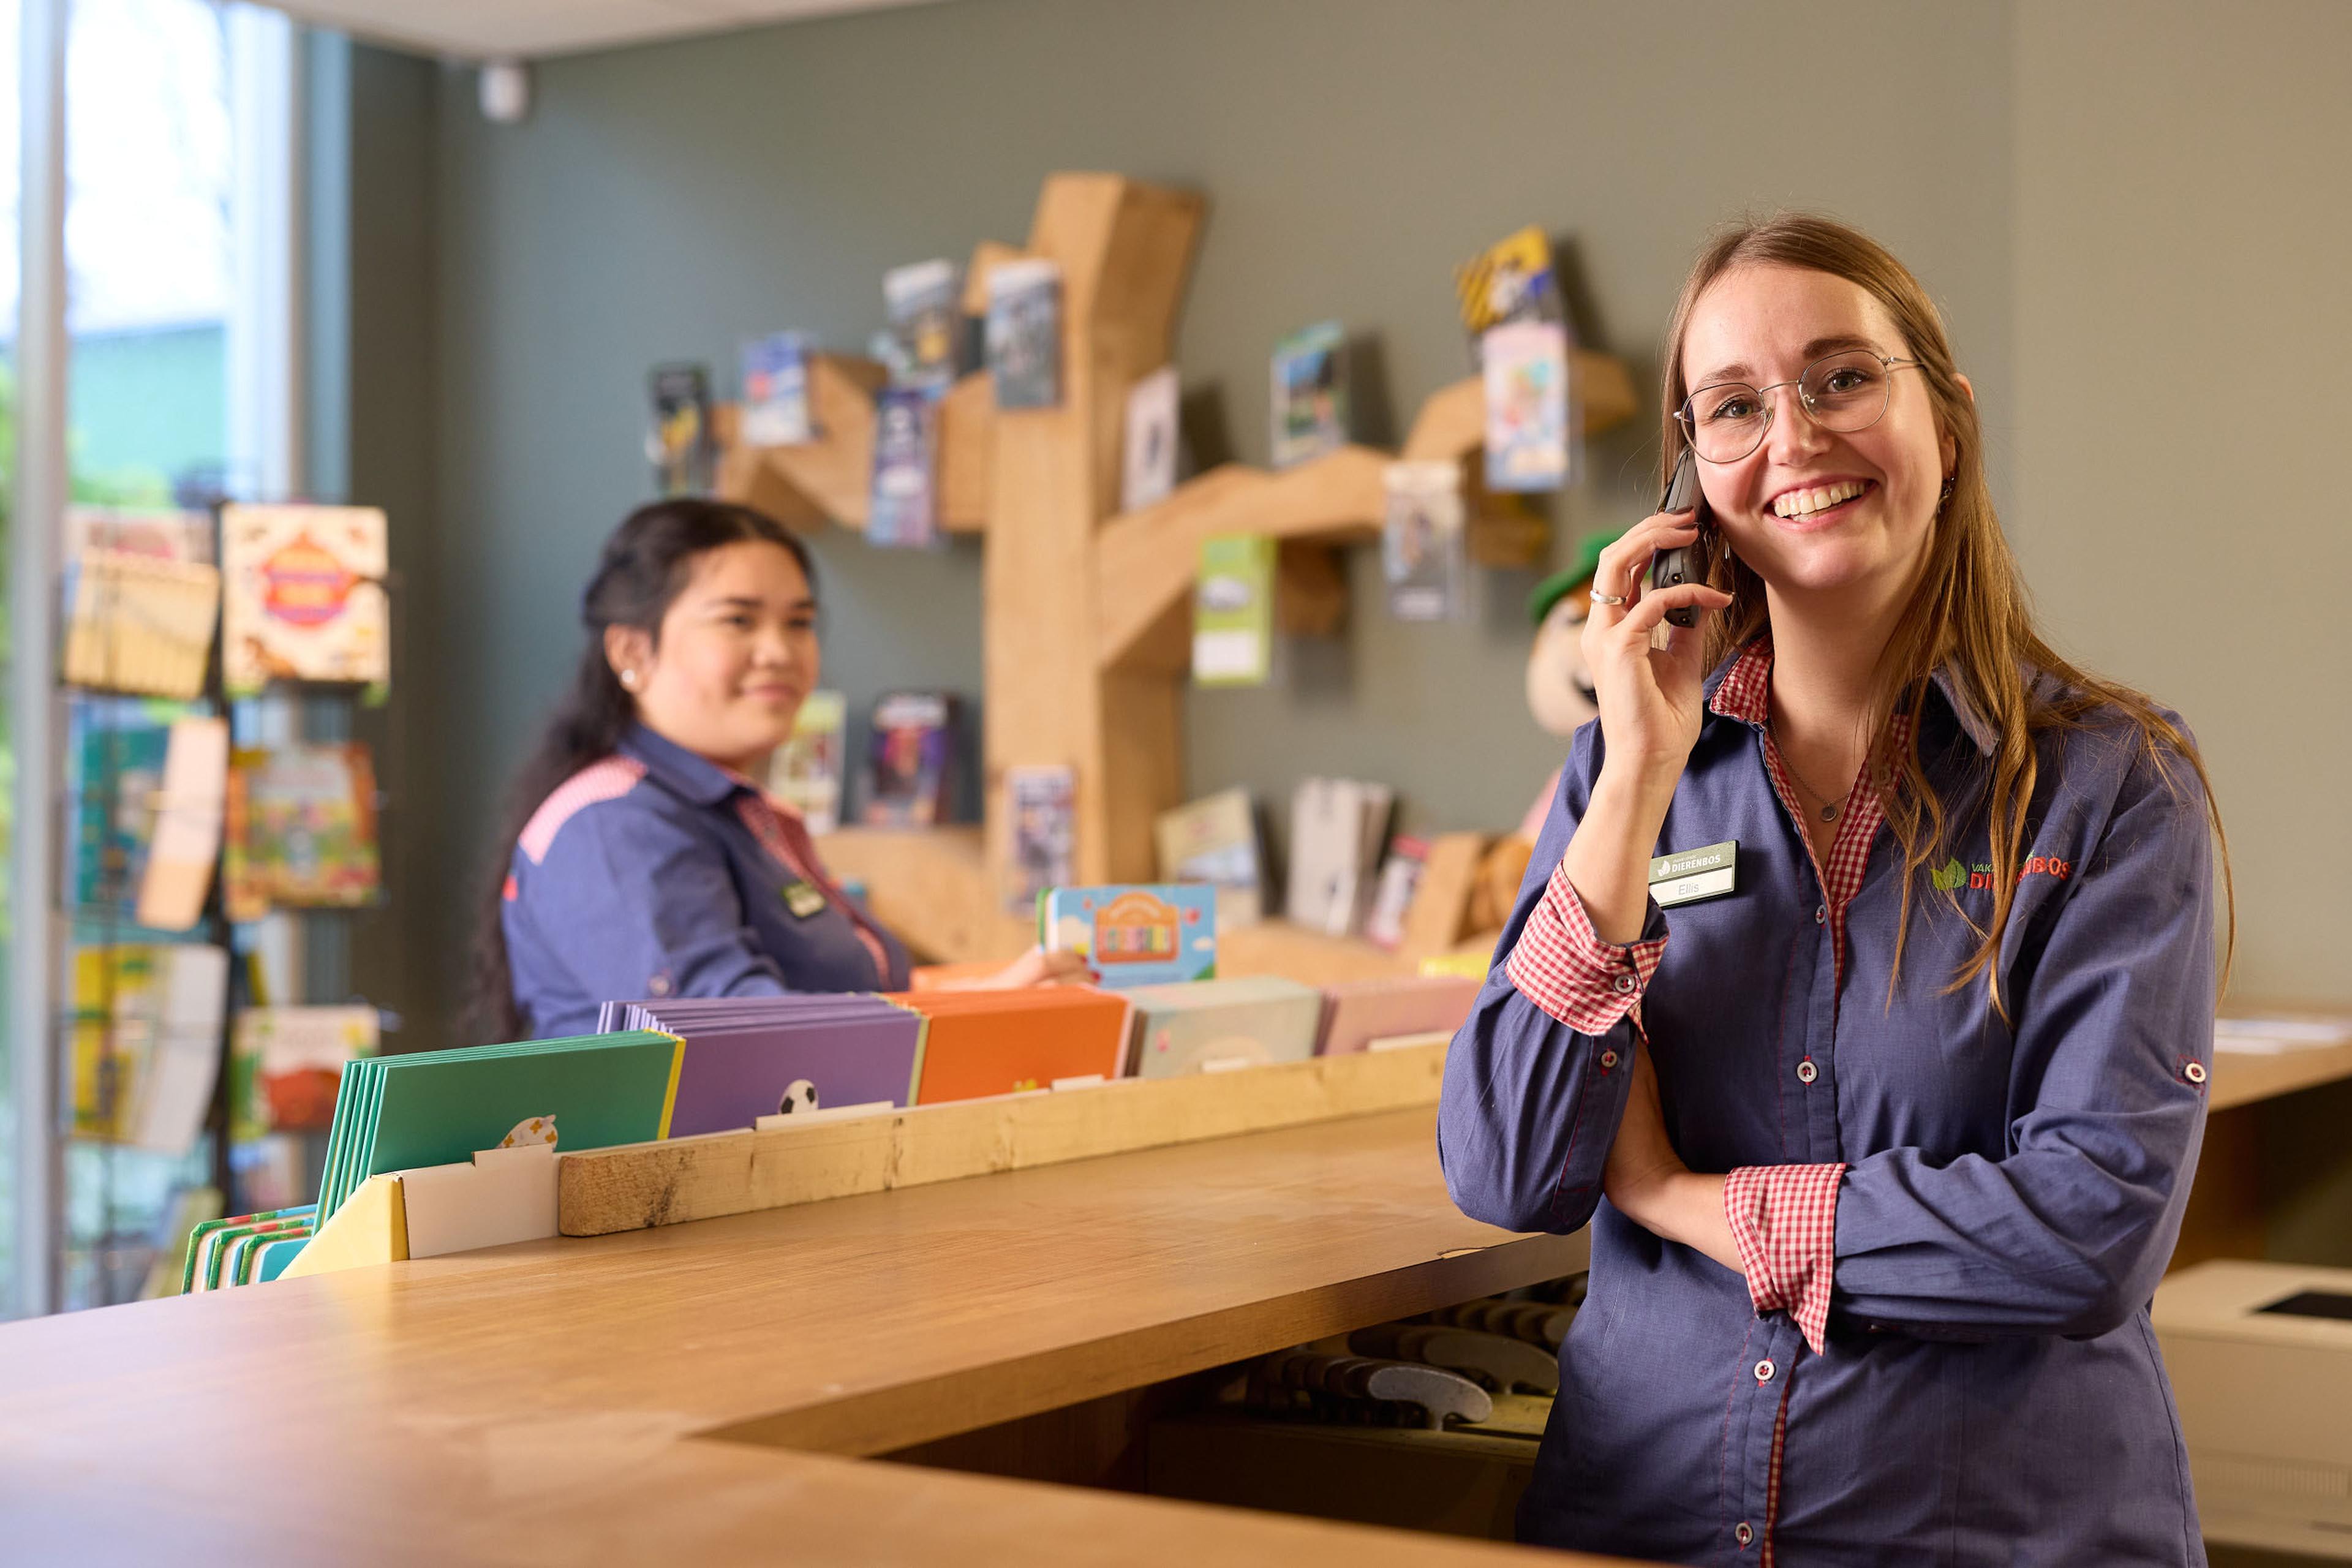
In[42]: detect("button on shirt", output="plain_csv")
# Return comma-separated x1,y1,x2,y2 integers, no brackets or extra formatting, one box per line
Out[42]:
502,724,910,1038
1439,639,2216,1566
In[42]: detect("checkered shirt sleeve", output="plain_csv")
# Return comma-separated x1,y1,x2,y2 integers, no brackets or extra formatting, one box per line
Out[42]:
1502,859,1669,1035
1725,1162,1847,1355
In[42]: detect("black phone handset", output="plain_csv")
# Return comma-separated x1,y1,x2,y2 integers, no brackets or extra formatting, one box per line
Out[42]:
1648,447,1709,629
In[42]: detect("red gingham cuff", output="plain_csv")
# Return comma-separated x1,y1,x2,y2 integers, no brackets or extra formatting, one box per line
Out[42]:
1502,861,1669,1035
1724,1163,1846,1356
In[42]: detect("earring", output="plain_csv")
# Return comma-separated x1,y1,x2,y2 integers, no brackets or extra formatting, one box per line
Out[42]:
619,669,639,690
1937,475,1956,515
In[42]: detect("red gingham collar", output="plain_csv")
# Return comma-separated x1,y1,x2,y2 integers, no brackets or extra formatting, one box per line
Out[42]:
1705,637,1997,756
1707,638,1776,728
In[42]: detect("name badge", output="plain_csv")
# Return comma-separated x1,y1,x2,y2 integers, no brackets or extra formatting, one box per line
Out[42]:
781,880,827,919
1650,840,1736,908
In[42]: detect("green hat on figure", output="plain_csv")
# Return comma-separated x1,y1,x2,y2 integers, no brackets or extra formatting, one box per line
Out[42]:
1527,529,1627,627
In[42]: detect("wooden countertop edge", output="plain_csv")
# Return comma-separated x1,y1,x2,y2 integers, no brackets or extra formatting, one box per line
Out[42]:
705,1229,1589,1457
4,1432,1653,1568
2209,1037,2352,1112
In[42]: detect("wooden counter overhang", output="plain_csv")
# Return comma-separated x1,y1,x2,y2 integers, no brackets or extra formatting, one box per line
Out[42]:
0,1107,1629,1566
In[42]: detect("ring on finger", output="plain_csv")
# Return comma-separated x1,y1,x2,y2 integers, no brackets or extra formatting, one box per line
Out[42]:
1589,587,1628,606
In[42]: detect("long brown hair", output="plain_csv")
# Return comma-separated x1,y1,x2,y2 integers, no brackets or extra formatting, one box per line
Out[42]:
461,500,817,1042
1658,214,2234,1015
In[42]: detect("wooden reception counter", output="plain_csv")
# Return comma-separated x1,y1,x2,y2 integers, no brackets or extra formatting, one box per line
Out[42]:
0,1107,1626,1566
9,1011,2338,1566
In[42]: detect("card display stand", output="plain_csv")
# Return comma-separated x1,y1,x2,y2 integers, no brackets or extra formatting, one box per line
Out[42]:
716,173,1637,974
50,503,394,1308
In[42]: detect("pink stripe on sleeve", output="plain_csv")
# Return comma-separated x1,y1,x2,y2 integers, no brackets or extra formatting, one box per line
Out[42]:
516,756,649,864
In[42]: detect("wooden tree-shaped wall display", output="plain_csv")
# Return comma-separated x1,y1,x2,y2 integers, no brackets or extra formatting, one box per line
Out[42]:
718,172,1637,972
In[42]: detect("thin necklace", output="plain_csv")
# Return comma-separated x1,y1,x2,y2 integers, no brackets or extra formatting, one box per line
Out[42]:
1769,717,1858,824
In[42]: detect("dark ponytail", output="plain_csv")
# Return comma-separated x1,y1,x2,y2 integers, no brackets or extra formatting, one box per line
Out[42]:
463,499,816,1042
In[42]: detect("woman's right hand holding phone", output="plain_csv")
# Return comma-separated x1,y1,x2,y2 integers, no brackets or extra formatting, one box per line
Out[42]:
1558,510,1734,943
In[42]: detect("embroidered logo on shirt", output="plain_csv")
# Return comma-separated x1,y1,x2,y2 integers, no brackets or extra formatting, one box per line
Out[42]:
1934,855,2071,893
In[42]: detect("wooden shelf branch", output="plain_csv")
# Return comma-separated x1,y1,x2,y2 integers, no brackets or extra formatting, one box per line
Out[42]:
1093,446,1390,667
723,172,1649,954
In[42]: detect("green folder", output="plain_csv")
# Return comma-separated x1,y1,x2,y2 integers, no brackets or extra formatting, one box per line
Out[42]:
316,1030,683,1221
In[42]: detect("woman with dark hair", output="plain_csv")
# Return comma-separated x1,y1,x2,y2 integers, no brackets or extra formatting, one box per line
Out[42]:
471,499,1081,1042
1441,216,2234,1563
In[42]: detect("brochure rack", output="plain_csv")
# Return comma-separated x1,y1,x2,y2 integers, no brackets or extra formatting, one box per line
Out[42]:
53,504,393,1306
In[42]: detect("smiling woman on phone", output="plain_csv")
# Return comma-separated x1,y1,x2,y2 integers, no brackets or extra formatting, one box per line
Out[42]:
468,500,1084,1041
1441,215,2235,1564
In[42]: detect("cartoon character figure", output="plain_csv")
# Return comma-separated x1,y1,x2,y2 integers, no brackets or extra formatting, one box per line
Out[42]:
1442,530,1624,937
1518,529,1623,840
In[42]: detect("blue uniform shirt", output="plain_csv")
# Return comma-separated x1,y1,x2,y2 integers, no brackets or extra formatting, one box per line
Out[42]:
1441,642,2216,1566
502,723,910,1038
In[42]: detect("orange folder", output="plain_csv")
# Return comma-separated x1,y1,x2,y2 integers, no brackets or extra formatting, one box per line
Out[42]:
906,960,1006,990
885,988,1133,1104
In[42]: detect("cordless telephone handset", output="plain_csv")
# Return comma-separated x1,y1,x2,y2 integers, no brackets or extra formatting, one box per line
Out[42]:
1648,447,1709,629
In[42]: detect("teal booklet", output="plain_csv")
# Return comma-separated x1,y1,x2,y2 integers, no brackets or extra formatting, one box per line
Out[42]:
1121,975,1322,1079
315,1030,682,1221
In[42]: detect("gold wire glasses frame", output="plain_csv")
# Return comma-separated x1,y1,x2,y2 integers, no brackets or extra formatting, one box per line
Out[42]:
1676,350,1927,464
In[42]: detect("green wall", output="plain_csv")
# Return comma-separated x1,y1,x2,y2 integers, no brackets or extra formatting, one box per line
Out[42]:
406,0,2015,1037
328,0,2349,1098
306,34,442,1031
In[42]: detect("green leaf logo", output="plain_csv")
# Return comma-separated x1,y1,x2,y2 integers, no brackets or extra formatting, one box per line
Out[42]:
1931,858,1967,892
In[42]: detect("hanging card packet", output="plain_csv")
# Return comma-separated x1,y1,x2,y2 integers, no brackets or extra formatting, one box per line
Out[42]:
739,331,815,446
1270,321,1349,468
647,363,715,497
884,258,965,394
1382,461,1469,622
1006,765,1077,913
767,689,846,834
1193,534,1275,687
1121,365,1181,511
1454,225,1567,360
868,387,941,548
985,258,1062,409
1483,319,1571,492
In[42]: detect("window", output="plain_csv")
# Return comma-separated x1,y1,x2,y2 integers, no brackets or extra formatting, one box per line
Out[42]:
4,0,295,1317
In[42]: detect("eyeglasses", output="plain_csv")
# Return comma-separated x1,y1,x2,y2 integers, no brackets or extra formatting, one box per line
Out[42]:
1676,350,1926,464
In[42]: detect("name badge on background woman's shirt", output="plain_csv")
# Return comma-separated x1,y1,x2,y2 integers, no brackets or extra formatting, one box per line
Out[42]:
1650,841,1736,908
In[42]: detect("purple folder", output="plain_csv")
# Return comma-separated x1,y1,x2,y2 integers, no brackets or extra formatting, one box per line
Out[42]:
660,1016,924,1137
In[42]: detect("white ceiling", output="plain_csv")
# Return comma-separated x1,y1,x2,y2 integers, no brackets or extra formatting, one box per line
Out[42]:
260,0,950,62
